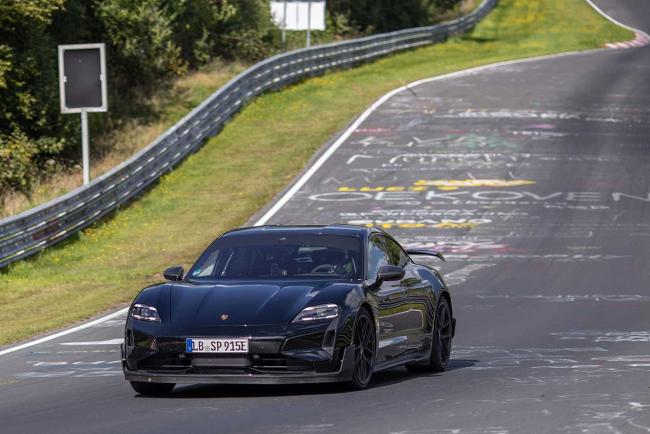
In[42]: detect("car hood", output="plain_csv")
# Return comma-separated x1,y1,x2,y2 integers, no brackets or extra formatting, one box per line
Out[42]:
169,280,349,326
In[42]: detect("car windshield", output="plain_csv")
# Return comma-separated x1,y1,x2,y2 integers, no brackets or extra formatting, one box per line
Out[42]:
187,233,362,280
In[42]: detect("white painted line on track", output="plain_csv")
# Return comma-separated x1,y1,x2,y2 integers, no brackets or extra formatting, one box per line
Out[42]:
0,308,128,356
584,0,650,41
1,0,645,360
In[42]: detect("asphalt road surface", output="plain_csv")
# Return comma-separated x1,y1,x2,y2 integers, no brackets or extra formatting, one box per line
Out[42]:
1,1,649,433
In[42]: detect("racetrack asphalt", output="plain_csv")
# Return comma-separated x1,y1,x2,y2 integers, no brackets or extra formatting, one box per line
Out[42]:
1,1,649,433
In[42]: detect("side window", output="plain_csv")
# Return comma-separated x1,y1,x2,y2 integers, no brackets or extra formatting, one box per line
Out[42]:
400,250,410,267
192,250,220,277
382,236,409,267
367,236,388,280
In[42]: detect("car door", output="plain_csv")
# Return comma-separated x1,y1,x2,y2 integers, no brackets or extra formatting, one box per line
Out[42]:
381,236,433,354
367,235,412,362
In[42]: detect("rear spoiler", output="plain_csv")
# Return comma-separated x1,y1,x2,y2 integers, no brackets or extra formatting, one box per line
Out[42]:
405,249,446,262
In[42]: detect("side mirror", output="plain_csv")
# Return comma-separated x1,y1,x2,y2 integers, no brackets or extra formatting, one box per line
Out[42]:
163,266,184,281
376,265,405,285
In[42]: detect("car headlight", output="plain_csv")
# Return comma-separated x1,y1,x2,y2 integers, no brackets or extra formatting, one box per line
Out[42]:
292,304,339,322
131,304,161,323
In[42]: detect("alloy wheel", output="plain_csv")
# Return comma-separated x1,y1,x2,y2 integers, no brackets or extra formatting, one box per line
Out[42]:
352,311,375,388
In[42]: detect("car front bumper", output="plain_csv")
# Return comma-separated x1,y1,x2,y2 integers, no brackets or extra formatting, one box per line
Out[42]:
122,316,357,385
123,344,355,384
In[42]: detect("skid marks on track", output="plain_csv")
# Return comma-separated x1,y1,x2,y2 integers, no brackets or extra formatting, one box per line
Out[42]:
452,345,650,377
389,429,509,434
453,346,607,371
17,357,122,379
562,395,650,434
552,331,650,343
475,294,650,303
263,424,336,434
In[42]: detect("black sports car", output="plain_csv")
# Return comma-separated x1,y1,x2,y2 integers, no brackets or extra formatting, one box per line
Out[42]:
122,225,454,395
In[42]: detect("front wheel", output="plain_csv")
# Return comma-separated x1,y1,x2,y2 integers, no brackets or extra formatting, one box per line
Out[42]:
130,381,175,396
348,308,376,390
406,296,452,373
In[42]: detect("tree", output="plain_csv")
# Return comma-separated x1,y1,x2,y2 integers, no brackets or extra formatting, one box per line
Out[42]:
327,0,461,33
0,0,67,195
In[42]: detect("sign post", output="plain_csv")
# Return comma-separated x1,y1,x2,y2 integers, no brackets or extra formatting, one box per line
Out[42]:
58,43,107,185
80,110,90,184
307,1,312,48
282,0,288,48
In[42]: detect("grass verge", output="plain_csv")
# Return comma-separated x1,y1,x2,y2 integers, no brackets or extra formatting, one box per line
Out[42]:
0,0,632,346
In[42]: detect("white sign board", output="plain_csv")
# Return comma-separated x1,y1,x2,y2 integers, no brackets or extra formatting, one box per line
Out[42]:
271,1,326,31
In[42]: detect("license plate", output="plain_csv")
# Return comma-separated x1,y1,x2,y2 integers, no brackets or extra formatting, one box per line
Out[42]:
185,338,249,353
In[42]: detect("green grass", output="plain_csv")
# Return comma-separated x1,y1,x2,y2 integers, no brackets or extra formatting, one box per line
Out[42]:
0,0,632,346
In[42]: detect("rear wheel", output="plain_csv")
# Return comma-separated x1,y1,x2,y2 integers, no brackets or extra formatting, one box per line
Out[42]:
406,296,452,373
130,381,175,396
348,309,376,390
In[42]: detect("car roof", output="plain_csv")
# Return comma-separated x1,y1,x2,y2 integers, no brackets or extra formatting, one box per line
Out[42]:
220,224,379,239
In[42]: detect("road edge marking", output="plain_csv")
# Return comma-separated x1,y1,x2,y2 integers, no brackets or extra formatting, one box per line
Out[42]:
583,0,650,40
0,307,128,356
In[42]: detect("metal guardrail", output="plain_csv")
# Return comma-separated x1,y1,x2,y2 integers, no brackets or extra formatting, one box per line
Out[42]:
0,0,497,269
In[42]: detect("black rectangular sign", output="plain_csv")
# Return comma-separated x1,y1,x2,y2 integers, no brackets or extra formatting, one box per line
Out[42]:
58,44,107,113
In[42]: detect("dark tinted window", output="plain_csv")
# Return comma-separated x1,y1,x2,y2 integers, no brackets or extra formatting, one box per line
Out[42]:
367,236,389,280
188,233,362,280
382,236,409,267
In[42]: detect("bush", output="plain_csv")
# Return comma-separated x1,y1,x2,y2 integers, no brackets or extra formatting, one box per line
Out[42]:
328,0,462,33
0,130,38,195
0,0,70,198
0,130,64,195
96,0,188,89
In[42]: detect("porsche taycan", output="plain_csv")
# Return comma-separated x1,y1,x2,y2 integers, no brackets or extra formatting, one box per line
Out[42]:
122,225,454,395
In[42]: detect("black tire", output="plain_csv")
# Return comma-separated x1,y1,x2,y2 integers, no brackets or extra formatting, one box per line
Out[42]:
130,381,175,396
406,296,453,373
348,308,376,390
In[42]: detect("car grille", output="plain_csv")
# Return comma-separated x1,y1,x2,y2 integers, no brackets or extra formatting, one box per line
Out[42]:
156,340,186,354
137,338,324,375
282,331,326,352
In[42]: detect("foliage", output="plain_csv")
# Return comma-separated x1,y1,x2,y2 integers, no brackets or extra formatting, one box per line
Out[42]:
217,0,275,61
327,0,462,33
168,0,236,67
0,0,70,197
0,130,38,194
96,0,187,87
